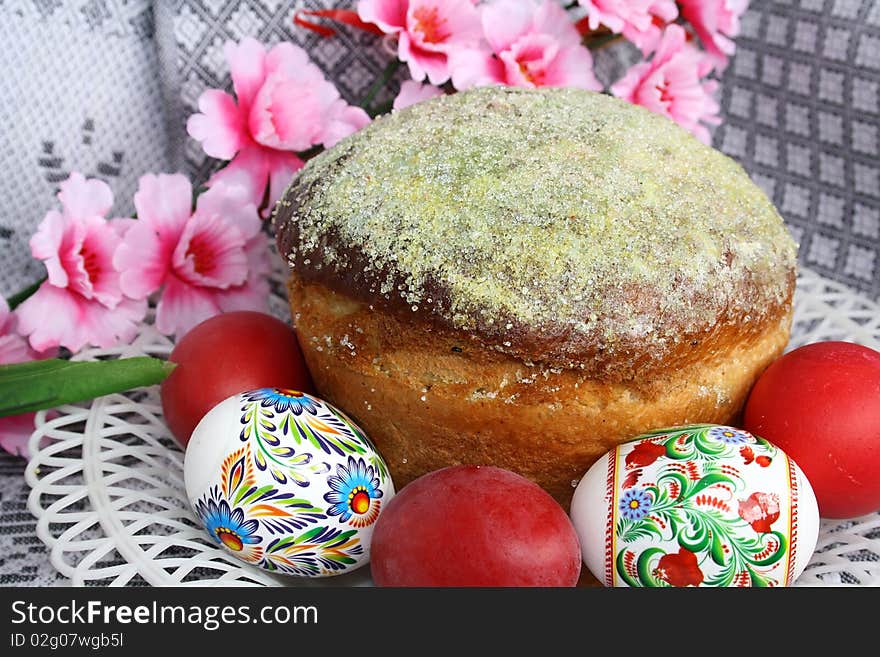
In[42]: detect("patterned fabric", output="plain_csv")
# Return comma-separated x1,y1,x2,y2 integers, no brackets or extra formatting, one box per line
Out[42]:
0,0,169,296
0,452,67,586
715,0,880,300
0,0,878,584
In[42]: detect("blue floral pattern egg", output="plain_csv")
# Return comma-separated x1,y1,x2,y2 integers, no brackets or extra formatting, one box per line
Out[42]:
184,388,394,577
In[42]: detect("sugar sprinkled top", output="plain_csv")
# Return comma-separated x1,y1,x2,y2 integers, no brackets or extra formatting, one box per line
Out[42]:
275,87,796,366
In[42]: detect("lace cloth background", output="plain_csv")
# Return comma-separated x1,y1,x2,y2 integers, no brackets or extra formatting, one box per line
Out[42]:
0,0,878,584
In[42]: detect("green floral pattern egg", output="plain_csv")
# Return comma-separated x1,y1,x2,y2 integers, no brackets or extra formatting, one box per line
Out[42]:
570,424,820,587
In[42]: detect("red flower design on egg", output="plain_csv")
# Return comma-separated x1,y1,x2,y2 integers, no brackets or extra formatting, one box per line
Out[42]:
738,492,780,533
622,468,642,489
654,547,704,587
626,440,666,468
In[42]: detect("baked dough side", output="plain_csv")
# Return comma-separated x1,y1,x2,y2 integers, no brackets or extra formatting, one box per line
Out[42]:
288,276,794,509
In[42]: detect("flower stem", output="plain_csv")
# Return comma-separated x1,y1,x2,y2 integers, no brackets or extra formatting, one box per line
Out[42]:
359,59,401,115
584,31,623,51
6,276,46,310
370,99,394,117
0,356,176,417
296,145,324,161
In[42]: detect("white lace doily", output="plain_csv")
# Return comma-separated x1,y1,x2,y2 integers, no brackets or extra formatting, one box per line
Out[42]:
24,267,880,587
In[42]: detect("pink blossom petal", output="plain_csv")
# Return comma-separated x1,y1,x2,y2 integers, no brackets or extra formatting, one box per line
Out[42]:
215,273,271,315
532,0,583,48
266,151,306,212
187,89,245,160
264,42,318,79
249,43,367,152
609,63,642,100
611,24,720,143
651,0,680,22
680,0,745,71
77,296,147,349
0,298,12,335
399,32,452,84
1,296,56,362
357,0,408,33
393,80,444,110
580,0,677,52
29,210,70,288
15,285,146,352
250,75,325,151
580,0,635,33
0,413,37,458
543,45,603,90
14,283,81,352
71,216,123,307
215,236,272,314
109,217,136,237
622,20,664,53
195,182,261,241
450,48,506,89
224,37,267,111
499,33,561,87
55,220,94,302
208,145,273,211
0,334,35,365
320,102,371,147
171,211,248,290
456,0,600,90
406,0,482,53
113,219,170,300
133,173,193,243
57,172,114,221
242,232,272,279
155,274,222,339
481,0,534,52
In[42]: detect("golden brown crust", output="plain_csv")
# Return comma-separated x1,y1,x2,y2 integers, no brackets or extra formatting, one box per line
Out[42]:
279,222,795,382
287,275,794,509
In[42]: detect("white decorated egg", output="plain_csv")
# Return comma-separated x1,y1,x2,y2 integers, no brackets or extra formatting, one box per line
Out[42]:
184,388,394,577
570,424,819,587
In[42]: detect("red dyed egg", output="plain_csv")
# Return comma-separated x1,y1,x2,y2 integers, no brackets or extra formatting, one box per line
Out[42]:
743,341,880,519
370,465,582,587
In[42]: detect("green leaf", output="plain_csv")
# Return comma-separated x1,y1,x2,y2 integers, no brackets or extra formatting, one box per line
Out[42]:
615,549,640,588
359,59,401,115
619,522,662,544
710,531,726,566
0,357,175,417
751,531,788,567
689,473,735,497
636,547,666,587
6,276,47,310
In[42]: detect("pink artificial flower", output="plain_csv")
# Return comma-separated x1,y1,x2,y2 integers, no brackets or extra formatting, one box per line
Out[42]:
0,299,39,366
610,24,721,144
451,0,601,91
679,0,749,71
358,0,483,85
578,0,678,53
187,38,370,213
393,80,444,110
15,174,147,353
0,413,39,458
0,298,49,457
114,174,270,339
